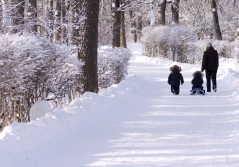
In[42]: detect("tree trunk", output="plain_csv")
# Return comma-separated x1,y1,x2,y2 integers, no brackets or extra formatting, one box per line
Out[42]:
14,0,24,25
47,0,53,41
120,3,126,48
232,0,236,6
78,0,99,93
41,0,48,37
7,0,24,33
28,0,37,33
137,14,142,41
68,0,75,44
129,8,137,42
53,0,61,43
210,0,222,40
1,0,11,27
68,0,80,45
171,0,180,24
112,0,120,47
61,0,67,44
150,2,156,26
74,2,80,46
158,0,166,25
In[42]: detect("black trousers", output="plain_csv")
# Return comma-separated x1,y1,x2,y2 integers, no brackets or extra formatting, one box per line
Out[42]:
205,69,217,91
171,86,179,95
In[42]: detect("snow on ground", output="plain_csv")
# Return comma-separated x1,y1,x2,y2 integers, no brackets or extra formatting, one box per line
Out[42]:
1,43,239,167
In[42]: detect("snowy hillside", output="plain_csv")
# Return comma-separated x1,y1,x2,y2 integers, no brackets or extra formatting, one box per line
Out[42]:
1,43,239,167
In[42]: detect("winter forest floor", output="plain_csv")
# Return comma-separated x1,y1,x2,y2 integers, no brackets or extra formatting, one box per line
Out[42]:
1,43,239,167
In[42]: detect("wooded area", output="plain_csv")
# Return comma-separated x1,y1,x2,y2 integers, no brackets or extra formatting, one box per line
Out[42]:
0,0,239,129
1,0,238,44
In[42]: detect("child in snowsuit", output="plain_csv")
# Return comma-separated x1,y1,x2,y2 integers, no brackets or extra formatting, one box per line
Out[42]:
168,65,184,95
191,71,204,90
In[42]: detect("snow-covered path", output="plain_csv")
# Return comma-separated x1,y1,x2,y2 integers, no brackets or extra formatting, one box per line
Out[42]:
1,43,239,167
85,43,239,166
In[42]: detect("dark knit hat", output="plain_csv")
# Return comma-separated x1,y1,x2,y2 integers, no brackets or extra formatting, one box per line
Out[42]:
207,42,212,47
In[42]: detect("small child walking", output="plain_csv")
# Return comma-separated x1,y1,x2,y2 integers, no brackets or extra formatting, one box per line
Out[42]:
191,71,204,90
168,65,184,95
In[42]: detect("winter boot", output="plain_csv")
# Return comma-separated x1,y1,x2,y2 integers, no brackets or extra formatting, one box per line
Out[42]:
213,85,217,92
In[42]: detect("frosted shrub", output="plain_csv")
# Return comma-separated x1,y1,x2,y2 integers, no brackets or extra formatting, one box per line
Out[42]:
187,40,236,64
98,47,131,89
235,50,239,60
0,34,82,127
213,40,233,58
170,25,198,62
141,26,170,57
0,35,131,130
187,40,210,64
232,41,239,70
142,25,198,63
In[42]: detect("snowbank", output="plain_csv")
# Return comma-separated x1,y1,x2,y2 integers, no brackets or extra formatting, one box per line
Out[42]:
0,43,239,167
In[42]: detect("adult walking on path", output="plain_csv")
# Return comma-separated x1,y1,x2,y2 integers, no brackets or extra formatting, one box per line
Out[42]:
201,42,219,92
1,43,239,167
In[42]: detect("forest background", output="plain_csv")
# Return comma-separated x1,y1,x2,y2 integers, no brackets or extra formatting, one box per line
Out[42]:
0,0,239,130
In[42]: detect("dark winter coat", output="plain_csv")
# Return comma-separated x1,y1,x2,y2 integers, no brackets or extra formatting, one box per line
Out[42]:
201,47,219,71
191,71,203,87
168,65,184,87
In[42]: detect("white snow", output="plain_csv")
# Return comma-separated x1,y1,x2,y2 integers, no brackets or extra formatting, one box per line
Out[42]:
1,43,239,166
30,100,52,121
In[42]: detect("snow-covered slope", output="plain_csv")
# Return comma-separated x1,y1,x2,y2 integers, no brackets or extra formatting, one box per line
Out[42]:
0,43,239,167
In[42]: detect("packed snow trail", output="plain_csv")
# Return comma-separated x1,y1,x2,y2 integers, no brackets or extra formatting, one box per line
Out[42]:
85,43,239,166
0,43,239,167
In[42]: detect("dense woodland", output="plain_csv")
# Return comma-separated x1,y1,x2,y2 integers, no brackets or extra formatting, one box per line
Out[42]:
0,0,239,130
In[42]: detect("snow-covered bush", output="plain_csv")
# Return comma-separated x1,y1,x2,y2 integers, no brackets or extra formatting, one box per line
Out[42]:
142,25,238,63
170,25,198,62
141,26,170,58
0,34,83,126
98,47,131,89
142,24,198,63
186,40,208,64
186,40,236,64
212,40,234,58
0,34,132,130
232,41,239,70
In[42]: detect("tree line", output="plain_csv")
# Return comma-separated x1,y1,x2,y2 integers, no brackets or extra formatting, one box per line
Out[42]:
0,0,238,129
